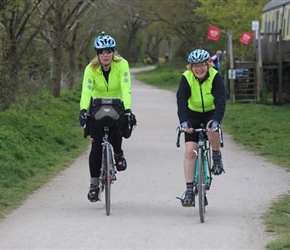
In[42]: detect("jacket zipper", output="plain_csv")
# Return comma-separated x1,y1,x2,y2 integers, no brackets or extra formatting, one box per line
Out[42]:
199,84,205,112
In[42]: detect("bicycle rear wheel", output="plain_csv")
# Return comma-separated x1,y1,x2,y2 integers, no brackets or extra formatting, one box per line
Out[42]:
198,148,206,223
105,144,111,216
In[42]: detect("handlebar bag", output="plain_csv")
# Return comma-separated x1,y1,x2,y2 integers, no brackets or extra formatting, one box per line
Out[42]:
91,98,124,127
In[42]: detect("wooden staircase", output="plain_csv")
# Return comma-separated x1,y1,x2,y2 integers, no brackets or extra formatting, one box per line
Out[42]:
234,61,257,102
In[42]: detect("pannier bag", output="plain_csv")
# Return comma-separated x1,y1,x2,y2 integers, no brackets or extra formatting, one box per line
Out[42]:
120,113,137,139
91,98,124,127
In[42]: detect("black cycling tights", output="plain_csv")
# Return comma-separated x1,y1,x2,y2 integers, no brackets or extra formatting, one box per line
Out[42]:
89,124,123,178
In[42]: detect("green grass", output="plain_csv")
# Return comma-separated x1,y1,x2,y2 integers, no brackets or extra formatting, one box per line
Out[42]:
0,88,89,218
136,63,185,92
135,64,290,250
224,103,290,168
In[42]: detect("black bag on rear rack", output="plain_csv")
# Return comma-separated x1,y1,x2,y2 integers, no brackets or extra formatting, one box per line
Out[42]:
90,98,124,127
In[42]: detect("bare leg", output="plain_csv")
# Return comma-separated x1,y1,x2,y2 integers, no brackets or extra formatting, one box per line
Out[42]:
183,141,198,182
206,132,220,151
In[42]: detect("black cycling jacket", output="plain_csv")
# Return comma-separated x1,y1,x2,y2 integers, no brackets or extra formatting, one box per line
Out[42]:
176,71,226,123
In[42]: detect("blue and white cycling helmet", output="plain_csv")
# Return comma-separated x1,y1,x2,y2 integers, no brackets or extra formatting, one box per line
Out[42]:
94,31,116,50
188,49,210,63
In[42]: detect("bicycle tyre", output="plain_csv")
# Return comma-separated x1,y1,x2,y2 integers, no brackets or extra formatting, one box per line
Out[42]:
105,144,111,216
198,147,206,223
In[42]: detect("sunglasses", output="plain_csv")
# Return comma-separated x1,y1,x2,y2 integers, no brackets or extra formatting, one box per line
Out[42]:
97,49,114,55
191,62,207,68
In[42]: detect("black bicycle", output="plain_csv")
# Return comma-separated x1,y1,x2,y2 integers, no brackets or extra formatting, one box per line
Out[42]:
176,125,223,223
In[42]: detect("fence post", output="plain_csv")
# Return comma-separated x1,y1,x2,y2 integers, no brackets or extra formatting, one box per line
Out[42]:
228,30,235,102
278,30,283,104
256,29,263,101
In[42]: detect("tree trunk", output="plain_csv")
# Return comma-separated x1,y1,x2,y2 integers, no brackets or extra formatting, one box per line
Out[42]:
68,31,77,90
68,46,76,90
51,46,62,97
1,42,19,108
50,2,63,98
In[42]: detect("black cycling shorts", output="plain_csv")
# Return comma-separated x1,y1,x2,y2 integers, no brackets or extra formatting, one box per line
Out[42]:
184,109,215,143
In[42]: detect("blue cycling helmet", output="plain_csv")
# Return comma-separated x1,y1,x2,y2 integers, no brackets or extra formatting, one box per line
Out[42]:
94,31,116,50
188,49,210,63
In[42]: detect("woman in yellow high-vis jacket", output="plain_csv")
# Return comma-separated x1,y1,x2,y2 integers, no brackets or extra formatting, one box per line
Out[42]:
79,32,136,202
176,49,226,207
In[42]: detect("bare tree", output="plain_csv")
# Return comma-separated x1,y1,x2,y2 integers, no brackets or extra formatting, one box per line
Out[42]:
0,0,52,109
104,0,151,63
39,0,95,97
63,5,100,89
145,0,208,59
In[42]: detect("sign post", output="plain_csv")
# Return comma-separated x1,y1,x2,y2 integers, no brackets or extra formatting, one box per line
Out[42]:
252,20,262,101
227,30,235,102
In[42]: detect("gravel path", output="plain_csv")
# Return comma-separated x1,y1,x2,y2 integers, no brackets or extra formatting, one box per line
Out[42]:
0,67,289,249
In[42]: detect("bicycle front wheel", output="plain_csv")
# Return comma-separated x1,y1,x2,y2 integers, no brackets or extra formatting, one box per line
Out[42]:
105,144,111,216
198,148,206,223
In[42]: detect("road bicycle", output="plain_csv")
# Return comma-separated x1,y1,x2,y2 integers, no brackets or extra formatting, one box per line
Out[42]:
84,121,117,216
176,124,224,223
84,110,133,216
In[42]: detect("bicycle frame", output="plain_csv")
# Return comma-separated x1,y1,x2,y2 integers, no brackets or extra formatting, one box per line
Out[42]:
193,129,212,192
193,129,212,223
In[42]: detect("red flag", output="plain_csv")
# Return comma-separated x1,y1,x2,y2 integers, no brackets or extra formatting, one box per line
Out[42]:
239,32,253,45
207,25,221,41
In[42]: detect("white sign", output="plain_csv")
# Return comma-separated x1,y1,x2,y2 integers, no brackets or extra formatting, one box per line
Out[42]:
252,21,259,31
228,69,236,80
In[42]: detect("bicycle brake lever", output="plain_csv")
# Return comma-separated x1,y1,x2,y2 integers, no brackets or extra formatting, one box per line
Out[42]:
176,126,181,148
218,128,224,147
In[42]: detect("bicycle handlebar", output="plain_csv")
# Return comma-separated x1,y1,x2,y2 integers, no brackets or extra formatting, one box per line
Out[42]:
82,112,133,139
176,126,209,147
176,126,224,148
218,127,224,147
176,126,182,148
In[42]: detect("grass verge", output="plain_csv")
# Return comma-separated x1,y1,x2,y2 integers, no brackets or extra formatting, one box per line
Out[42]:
0,88,89,218
135,64,290,250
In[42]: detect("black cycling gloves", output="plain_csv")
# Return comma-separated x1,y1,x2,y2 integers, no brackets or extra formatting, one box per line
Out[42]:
124,109,137,126
79,109,87,127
